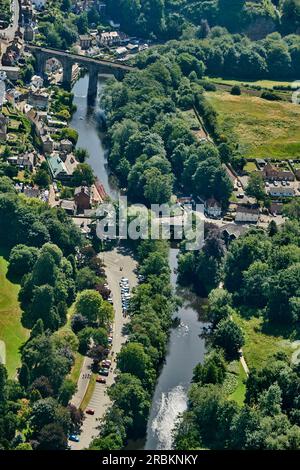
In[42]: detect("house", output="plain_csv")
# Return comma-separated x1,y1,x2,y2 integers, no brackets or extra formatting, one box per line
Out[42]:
41,135,54,154
79,35,92,50
28,90,49,110
64,153,78,176
222,224,249,244
235,204,260,223
99,31,120,46
126,43,139,54
47,155,69,181
115,47,127,58
268,187,295,198
260,162,295,182
23,186,40,198
74,186,91,212
24,24,34,42
60,139,73,153
7,152,36,170
32,0,47,10
0,66,20,81
60,199,76,215
204,198,222,218
0,113,8,141
269,202,284,215
30,75,44,89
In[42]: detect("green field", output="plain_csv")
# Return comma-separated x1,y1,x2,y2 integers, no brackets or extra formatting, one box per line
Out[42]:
208,77,295,90
206,91,300,159
0,256,29,378
233,313,293,370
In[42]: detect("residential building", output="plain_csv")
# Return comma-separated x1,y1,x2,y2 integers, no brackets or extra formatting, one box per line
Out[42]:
41,135,54,154
23,186,40,198
269,202,284,215
28,90,49,110
235,204,260,223
268,187,295,198
0,66,20,81
74,186,91,212
7,152,36,170
204,198,222,218
260,162,295,182
60,199,76,215
60,139,73,153
32,0,47,9
24,24,34,42
79,35,92,50
126,43,138,54
99,31,120,46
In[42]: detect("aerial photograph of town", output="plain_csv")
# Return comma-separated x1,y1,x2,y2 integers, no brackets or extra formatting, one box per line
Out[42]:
1,0,300,460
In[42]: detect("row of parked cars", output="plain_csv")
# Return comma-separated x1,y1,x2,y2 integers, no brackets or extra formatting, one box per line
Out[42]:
120,277,131,316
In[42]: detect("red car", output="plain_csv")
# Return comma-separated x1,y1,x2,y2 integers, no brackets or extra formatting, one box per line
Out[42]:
96,376,106,384
86,408,95,415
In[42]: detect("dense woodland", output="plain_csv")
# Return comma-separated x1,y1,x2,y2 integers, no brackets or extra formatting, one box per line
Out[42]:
175,216,300,449
107,0,300,40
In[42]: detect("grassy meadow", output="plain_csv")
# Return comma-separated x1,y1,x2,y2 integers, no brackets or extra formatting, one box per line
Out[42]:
0,255,29,378
205,90,300,159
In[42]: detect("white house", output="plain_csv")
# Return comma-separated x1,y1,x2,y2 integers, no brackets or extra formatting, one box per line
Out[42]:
32,0,47,10
235,205,260,223
268,187,295,198
204,198,222,218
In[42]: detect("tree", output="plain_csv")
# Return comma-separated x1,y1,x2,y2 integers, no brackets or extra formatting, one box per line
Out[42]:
74,290,103,323
61,0,71,12
231,85,241,95
108,373,151,438
208,288,233,326
33,169,50,189
193,350,227,385
8,245,39,279
213,319,245,360
72,163,95,186
241,261,270,308
117,342,153,384
37,423,68,450
246,172,266,202
76,267,97,291
75,148,89,163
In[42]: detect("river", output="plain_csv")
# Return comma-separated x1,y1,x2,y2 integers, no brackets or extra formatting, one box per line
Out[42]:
70,74,207,451
144,248,208,450
70,74,119,199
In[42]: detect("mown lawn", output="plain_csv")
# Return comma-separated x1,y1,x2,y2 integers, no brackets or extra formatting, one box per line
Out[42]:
233,312,293,370
228,362,247,406
206,91,300,159
0,256,29,378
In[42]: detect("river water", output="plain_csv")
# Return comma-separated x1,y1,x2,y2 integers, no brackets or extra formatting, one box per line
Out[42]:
70,74,207,451
70,74,119,199
144,248,208,450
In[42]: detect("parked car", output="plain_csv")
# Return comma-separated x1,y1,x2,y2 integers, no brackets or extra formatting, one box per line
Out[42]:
86,408,95,415
96,376,107,384
99,368,109,376
69,435,80,442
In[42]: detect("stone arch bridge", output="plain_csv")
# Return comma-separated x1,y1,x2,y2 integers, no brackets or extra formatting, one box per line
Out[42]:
25,45,135,99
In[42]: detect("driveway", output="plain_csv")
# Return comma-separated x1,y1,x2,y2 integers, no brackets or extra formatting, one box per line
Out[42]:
70,247,137,450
